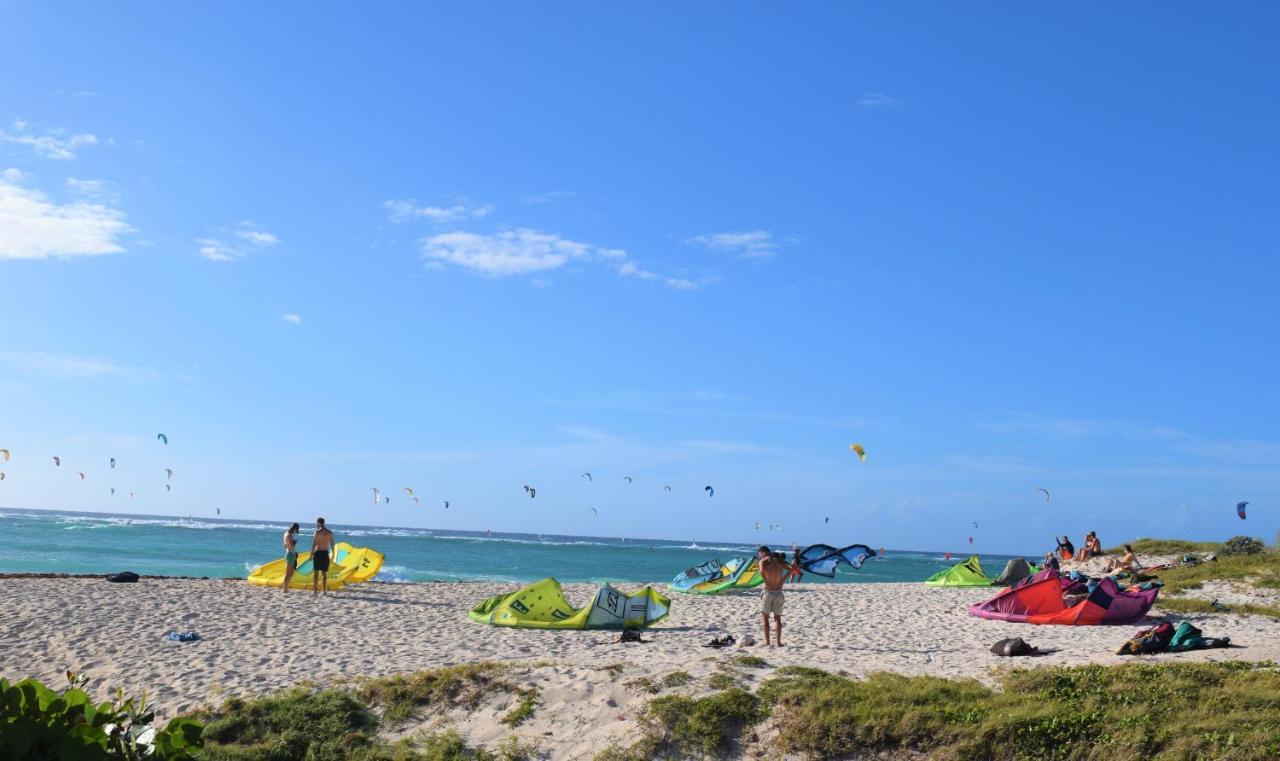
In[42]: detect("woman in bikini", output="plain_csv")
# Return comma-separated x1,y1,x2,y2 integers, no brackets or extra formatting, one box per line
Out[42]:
281,523,300,592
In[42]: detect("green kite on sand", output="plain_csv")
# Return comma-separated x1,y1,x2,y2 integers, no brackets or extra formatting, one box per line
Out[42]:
469,577,671,629
924,554,993,587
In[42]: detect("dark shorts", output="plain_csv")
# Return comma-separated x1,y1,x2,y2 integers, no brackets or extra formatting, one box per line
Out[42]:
313,550,330,572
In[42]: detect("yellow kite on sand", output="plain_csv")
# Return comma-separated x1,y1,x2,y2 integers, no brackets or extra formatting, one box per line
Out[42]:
469,577,670,629
247,541,384,590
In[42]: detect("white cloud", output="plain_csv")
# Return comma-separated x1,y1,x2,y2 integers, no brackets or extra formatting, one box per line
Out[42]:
0,351,163,381
687,230,777,259
281,313,302,325
618,261,659,280
0,168,132,259
0,121,99,160
197,221,280,262
384,200,494,223
664,277,699,290
857,91,899,107
420,228,618,276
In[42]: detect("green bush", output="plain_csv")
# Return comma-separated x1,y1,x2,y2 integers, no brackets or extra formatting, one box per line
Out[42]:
1222,536,1266,556
0,673,202,760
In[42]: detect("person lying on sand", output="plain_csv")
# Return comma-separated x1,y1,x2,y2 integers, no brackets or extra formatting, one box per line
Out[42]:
758,546,788,647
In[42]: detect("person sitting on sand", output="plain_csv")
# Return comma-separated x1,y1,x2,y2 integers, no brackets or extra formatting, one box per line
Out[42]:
1076,531,1102,561
281,523,300,593
757,546,788,647
311,517,335,596
1056,535,1075,561
1103,544,1141,574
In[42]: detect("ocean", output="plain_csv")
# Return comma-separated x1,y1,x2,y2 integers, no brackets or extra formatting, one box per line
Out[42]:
0,508,1032,585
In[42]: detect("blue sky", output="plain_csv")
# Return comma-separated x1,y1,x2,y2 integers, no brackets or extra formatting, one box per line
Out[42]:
1,3,1277,553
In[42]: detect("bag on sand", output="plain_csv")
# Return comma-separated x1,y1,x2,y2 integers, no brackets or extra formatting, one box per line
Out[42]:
990,637,1038,656
1117,621,1174,655
105,571,140,583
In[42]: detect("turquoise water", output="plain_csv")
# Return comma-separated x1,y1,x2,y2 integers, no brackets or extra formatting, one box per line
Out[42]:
0,508,1031,584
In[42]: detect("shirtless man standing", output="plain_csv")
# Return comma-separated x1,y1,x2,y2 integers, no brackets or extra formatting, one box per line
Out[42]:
281,522,300,593
757,545,788,647
311,517,335,596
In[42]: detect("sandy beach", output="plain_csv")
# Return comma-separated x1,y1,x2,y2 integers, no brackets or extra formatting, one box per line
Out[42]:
3,576,1277,757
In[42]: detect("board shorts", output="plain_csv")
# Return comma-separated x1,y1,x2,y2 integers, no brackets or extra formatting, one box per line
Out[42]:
285,551,298,568
313,550,330,572
761,589,784,615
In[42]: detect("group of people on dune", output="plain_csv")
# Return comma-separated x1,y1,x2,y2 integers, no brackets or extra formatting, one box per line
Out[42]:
1050,532,1142,573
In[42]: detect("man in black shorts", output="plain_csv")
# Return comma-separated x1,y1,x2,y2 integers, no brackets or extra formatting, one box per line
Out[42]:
311,517,335,596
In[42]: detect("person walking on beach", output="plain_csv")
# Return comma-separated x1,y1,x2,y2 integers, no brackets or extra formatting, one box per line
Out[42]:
757,546,788,647
281,523,300,593
311,517,335,596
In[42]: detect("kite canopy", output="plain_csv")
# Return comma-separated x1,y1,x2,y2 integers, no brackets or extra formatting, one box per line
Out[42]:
924,555,992,587
992,558,1037,587
247,541,383,590
970,568,1158,625
797,544,876,577
670,557,763,594
469,578,670,629
1237,501,1248,520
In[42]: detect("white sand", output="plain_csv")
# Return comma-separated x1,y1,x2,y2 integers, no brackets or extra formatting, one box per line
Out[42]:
3,577,1278,758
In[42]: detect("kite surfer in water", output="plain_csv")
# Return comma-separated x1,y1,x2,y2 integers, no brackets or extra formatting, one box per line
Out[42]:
757,546,788,647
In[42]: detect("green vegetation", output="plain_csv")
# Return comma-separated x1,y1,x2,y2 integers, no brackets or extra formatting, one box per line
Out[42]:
0,673,202,760
198,663,516,760
1108,538,1221,555
597,688,766,759
706,673,739,691
358,663,510,724
1223,535,1267,556
623,677,657,695
732,655,768,669
599,662,1280,760
659,671,693,689
597,663,626,678
501,687,539,728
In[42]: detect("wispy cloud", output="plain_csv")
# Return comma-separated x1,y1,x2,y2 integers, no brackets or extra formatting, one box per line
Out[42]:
420,228,625,277
518,190,576,205
197,220,280,262
664,277,699,290
973,416,1185,441
281,313,302,325
384,200,494,223
687,230,778,260
857,91,899,107
617,261,659,281
0,168,132,260
0,351,166,381
0,120,99,160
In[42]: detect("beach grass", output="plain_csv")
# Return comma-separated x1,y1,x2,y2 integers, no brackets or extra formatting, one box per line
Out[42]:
597,661,1280,760
501,686,540,728
197,663,516,760
1109,538,1223,555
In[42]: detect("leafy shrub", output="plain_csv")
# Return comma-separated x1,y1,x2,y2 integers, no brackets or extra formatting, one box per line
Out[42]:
1222,535,1266,556
0,672,202,760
